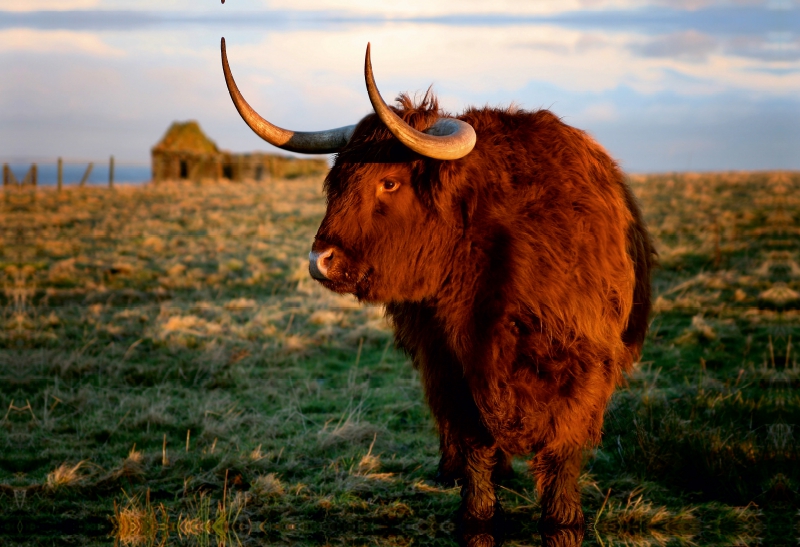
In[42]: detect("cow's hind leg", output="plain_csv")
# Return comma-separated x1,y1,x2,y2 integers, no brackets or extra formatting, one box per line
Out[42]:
492,449,514,482
531,446,584,530
435,422,466,485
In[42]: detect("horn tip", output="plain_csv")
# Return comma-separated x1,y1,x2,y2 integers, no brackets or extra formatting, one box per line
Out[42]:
365,43,373,72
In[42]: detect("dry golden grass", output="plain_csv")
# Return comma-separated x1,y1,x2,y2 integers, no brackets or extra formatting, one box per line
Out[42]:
45,461,86,490
1,178,388,354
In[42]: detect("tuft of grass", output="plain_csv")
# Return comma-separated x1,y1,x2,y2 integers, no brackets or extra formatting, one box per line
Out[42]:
250,473,285,499
45,461,87,490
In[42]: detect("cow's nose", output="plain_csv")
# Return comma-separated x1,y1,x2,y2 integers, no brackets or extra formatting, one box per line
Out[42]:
309,248,334,280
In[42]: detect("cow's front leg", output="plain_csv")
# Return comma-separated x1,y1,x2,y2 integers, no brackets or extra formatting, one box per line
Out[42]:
461,437,498,521
442,447,514,486
532,446,585,530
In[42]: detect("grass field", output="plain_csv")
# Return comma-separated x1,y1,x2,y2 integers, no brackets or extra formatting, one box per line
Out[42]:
1,171,798,546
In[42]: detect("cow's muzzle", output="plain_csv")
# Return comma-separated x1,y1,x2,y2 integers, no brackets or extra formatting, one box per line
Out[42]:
309,248,334,281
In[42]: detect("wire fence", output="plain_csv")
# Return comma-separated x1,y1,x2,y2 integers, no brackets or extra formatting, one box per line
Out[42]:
2,157,152,188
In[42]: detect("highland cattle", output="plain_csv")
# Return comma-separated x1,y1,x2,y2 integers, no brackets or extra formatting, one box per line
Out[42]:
221,38,655,531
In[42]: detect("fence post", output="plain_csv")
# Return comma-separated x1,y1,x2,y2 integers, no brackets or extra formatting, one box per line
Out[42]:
4,165,18,186
58,157,63,191
109,155,115,188
31,163,37,187
2,164,8,187
80,162,94,187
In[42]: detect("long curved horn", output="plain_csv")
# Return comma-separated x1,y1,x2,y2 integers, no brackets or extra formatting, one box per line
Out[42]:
364,43,476,161
221,38,356,154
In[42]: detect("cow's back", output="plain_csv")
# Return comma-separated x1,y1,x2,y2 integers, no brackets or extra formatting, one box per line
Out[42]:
454,108,645,367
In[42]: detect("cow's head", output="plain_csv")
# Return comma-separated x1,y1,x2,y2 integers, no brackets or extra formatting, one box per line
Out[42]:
221,39,477,302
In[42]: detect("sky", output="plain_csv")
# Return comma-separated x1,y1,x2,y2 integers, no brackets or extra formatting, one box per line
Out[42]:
0,0,798,176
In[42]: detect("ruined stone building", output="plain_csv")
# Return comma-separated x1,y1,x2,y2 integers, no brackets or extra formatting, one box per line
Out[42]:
151,121,328,182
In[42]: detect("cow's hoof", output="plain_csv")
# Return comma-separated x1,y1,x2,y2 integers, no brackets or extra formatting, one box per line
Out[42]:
537,509,585,534
460,493,502,523
464,503,496,522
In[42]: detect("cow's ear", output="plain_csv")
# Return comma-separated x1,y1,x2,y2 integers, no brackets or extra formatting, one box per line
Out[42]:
432,159,476,231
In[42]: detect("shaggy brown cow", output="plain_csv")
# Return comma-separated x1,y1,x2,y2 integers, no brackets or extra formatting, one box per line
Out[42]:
221,39,654,531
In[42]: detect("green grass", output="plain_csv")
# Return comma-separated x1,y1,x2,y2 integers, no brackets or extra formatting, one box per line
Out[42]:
1,171,798,546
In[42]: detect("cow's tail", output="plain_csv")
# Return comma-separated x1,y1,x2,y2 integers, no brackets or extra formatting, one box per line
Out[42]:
621,184,656,368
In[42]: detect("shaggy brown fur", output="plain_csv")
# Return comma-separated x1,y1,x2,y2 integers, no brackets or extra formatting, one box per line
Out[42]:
311,92,655,529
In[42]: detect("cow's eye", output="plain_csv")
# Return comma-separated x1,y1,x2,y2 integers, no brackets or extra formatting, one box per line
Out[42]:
381,180,399,192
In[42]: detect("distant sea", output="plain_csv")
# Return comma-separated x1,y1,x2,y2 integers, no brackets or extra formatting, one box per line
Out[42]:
4,162,151,186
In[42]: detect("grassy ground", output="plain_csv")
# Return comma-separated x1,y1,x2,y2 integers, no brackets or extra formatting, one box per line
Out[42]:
1,171,798,546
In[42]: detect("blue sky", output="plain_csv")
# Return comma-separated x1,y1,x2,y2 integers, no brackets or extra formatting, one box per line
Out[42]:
0,0,798,175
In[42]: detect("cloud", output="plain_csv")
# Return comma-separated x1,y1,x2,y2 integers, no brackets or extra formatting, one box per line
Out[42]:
726,33,800,62
1,9,797,170
212,20,800,143
0,28,124,56
648,0,768,8
0,0,100,10
255,0,713,16
255,0,794,15
632,30,718,62
2,0,791,16
632,29,800,64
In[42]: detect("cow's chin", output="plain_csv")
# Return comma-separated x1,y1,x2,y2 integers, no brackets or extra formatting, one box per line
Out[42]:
314,267,379,302
315,278,358,297
318,279,431,306
315,266,429,304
